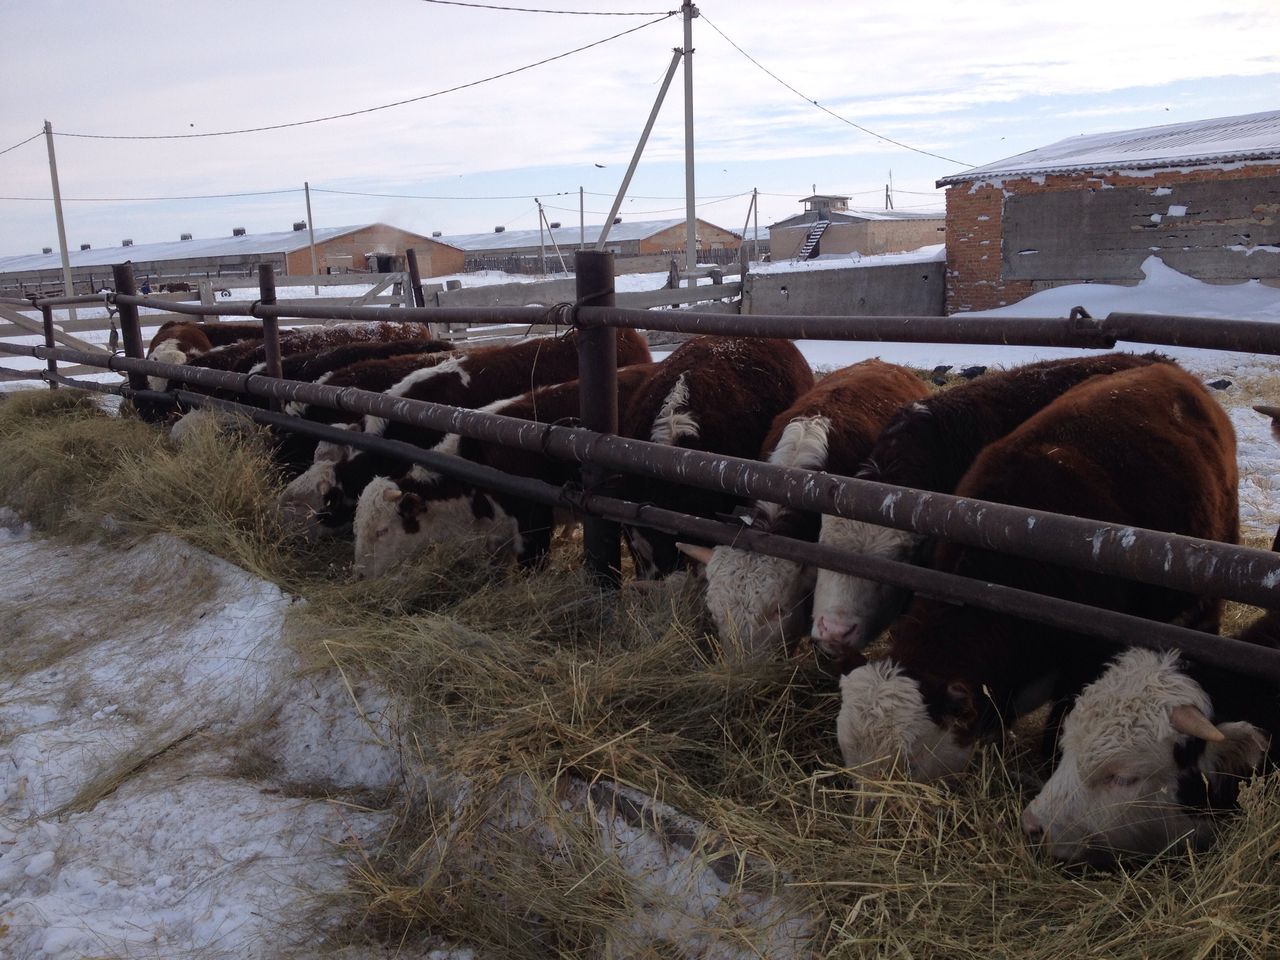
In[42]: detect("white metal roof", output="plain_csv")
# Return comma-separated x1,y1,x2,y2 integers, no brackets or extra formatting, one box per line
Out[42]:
770,209,944,228
0,224,415,275
937,109,1280,185
438,217,737,253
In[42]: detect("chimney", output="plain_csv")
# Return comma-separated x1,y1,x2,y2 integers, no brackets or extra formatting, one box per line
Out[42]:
431,231,442,238
549,221,561,229
122,239,133,247
494,225,506,233
180,233,192,241
292,221,306,231
42,247,52,254
232,227,247,237
80,243,91,250
613,217,622,225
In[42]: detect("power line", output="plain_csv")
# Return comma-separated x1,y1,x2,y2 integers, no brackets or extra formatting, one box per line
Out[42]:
0,188,303,202
0,131,42,158
699,14,971,168
543,191,750,216
313,187,572,201
53,14,674,141
582,189,745,201
418,0,671,13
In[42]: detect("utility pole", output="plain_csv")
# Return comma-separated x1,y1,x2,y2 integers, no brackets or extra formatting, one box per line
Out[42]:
43,121,76,323
580,186,585,251
752,186,759,262
682,2,698,289
304,181,319,294
537,198,546,275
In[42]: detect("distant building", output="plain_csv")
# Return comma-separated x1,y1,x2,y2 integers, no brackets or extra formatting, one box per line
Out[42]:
768,195,945,261
937,109,1280,313
439,217,742,271
0,222,466,295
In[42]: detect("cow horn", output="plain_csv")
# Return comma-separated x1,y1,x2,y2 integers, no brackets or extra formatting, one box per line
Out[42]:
1253,405,1280,421
676,542,714,565
1170,704,1226,742
381,486,403,503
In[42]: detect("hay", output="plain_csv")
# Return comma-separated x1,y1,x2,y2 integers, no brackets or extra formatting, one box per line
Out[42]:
3,387,1280,959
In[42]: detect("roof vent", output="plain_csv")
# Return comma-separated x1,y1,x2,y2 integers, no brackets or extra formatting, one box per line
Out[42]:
180,233,192,241
549,221,561,229
122,239,133,247
431,231,442,238
292,221,307,231
232,227,247,237
42,247,52,254
613,217,622,225
494,225,506,233
80,243,91,250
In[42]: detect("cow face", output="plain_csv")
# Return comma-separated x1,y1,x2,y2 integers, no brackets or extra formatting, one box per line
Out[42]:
692,543,812,662
1022,649,1269,865
811,516,920,659
146,340,188,391
352,476,518,579
837,660,975,782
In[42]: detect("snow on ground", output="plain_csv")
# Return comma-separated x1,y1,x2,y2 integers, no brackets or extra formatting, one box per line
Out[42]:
0,516,406,959
750,243,946,275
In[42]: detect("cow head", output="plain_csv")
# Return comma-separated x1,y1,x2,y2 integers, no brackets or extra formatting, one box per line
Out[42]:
810,516,920,659
280,440,353,540
837,659,977,782
1022,648,1269,865
678,542,813,662
146,340,188,392
352,475,517,579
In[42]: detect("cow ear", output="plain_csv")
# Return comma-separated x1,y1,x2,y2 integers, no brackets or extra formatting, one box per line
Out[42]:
941,680,974,721
675,542,712,578
1203,721,1269,781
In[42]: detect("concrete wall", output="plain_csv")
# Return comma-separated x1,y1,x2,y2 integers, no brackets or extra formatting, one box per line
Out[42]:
743,260,945,316
943,163,1280,313
769,219,945,260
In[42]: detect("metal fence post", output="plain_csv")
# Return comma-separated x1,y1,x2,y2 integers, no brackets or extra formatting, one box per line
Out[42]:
41,304,58,388
575,249,621,586
257,264,282,411
404,249,427,308
112,262,148,394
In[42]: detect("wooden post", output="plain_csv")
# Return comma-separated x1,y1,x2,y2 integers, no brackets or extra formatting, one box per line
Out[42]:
574,249,621,586
41,304,58,388
198,279,215,322
404,249,426,307
112,262,147,394
257,264,282,412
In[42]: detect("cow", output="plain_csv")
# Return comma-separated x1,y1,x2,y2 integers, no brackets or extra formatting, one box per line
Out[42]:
674,360,929,661
834,363,1238,787
282,329,651,538
257,336,452,385
615,336,815,580
811,352,1171,665
352,363,659,578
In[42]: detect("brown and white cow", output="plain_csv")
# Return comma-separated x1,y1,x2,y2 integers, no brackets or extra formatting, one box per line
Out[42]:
676,360,929,661
811,352,1171,664
835,363,1238,785
284,329,650,537
616,336,815,579
352,363,658,578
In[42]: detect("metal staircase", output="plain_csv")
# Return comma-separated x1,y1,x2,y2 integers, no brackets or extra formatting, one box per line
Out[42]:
796,219,830,260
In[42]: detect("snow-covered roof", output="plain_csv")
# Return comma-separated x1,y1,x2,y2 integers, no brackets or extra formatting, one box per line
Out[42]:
938,109,1280,185
770,208,944,229
0,223,448,275
438,218,737,252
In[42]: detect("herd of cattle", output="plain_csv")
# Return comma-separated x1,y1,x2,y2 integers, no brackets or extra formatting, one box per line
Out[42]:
144,317,1280,868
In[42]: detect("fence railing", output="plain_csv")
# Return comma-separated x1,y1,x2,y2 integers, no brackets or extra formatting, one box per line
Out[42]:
3,254,1279,686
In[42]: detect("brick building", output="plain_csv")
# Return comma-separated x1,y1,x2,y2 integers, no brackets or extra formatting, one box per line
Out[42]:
768,194,944,261
937,109,1280,314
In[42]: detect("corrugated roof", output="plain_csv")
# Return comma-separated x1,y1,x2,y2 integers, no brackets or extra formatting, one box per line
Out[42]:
770,209,944,228
937,109,1280,186
0,225,372,275
438,217,737,252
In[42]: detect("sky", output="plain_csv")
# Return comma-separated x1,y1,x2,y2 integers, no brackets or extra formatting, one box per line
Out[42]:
0,0,1277,258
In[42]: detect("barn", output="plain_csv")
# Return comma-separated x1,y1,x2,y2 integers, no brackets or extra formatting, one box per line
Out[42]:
767,194,945,261
0,222,466,296
439,217,742,273
937,108,1280,313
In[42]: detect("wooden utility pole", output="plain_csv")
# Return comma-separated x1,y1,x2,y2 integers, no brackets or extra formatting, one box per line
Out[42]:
43,121,77,323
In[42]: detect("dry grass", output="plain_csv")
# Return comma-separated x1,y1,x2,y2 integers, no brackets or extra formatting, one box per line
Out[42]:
4,386,1280,959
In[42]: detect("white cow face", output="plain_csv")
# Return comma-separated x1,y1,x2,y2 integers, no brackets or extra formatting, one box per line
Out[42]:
686,543,813,663
352,476,517,579
811,516,920,659
837,660,976,783
1022,648,1269,865
146,341,187,391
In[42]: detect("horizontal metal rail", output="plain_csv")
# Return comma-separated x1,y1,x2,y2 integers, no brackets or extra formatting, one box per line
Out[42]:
5,339,1279,611
56,376,1280,685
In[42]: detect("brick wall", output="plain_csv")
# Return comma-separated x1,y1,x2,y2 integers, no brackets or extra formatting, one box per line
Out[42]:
943,162,1280,314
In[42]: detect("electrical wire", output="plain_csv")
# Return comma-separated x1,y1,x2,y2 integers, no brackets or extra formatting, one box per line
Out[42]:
699,13,971,168
418,0,671,13
543,191,750,216
53,14,674,141
0,131,43,158
0,188,303,202
313,187,573,201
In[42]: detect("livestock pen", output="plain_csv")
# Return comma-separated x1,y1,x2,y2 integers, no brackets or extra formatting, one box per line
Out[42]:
3,252,1280,957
